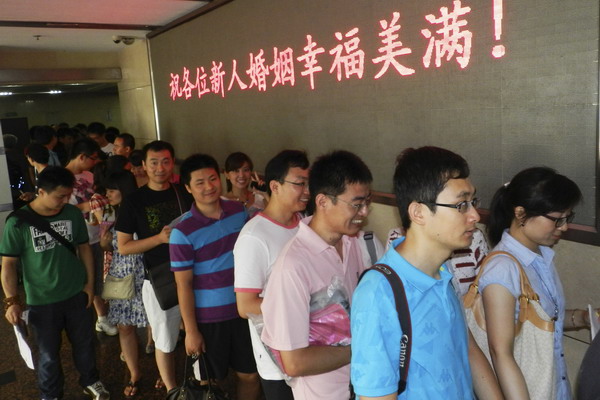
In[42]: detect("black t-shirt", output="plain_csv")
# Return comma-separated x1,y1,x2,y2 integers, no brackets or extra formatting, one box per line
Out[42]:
115,184,192,268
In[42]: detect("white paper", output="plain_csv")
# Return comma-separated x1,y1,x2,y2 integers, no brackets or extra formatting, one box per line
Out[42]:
588,304,599,341
14,323,34,369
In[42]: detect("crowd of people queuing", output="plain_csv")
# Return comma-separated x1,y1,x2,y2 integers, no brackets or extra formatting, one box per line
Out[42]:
1,122,599,400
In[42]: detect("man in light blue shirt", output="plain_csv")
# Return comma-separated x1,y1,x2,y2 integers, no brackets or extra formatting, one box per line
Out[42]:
351,146,501,400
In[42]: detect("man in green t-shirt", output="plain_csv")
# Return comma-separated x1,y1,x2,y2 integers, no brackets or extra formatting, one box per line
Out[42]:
0,166,110,400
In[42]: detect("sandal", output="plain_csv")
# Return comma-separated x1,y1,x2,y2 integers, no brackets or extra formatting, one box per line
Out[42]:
124,380,140,398
155,378,165,390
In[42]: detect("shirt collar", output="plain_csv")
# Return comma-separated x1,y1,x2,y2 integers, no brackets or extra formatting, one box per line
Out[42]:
499,230,555,267
189,198,225,223
297,216,354,255
382,237,452,293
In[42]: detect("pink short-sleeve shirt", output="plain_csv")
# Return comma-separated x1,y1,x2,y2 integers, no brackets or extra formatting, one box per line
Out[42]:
261,219,365,400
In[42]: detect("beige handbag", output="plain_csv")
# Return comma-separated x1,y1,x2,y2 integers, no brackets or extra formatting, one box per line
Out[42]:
102,273,135,300
463,251,556,400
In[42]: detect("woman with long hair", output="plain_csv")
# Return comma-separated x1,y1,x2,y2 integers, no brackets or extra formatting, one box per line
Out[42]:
223,152,267,217
479,167,589,399
100,170,148,398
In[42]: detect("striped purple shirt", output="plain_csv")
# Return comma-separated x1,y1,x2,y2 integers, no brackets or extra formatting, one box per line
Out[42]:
170,199,247,323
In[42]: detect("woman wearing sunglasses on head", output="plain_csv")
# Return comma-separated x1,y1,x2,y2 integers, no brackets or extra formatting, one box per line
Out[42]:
477,167,591,400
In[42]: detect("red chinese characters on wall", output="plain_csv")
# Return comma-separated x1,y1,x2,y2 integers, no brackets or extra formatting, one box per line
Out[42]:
169,1,505,101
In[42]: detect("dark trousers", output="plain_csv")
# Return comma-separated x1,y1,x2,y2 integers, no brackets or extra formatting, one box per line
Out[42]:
260,377,294,400
28,291,99,399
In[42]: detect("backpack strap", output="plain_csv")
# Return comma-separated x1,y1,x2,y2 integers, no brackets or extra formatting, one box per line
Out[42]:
363,231,378,265
7,209,77,255
359,263,412,394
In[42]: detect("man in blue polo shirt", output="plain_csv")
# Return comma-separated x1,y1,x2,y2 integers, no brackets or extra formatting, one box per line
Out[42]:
170,154,260,399
351,147,502,400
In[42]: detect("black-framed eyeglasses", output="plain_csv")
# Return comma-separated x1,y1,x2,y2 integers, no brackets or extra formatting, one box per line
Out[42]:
541,213,575,227
328,195,372,213
420,198,480,214
86,155,99,161
283,180,308,189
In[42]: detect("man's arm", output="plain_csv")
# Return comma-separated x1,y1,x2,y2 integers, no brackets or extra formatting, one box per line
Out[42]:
468,329,504,399
78,243,94,308
1,256,22,325
359,395,396,400
236,292,263,319
279,345,350,377
174,269,205,355
117,227,170,255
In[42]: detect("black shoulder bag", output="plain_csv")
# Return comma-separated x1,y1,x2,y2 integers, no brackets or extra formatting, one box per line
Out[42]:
350,263,412,399
7,209,77,255
146,184,185,311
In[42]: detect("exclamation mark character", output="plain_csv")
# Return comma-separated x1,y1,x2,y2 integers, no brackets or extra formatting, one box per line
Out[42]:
492,0,506,58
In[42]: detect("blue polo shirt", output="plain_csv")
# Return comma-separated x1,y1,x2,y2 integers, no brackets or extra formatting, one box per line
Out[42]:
351,238,474,399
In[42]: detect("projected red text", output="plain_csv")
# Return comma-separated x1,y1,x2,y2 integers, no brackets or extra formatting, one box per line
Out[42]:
169,0,505,101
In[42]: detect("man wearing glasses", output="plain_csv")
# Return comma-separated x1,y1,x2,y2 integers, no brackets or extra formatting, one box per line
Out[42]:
234,150,310,400
350,146,502,400
261,150,372,400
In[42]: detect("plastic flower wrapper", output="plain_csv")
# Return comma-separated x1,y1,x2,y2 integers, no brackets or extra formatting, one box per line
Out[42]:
248,275,351,380
308,275,351,346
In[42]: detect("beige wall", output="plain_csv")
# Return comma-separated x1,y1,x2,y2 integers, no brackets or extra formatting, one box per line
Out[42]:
0,49,119,69
117,40,158,147
0,93,121,128
363,202,598,391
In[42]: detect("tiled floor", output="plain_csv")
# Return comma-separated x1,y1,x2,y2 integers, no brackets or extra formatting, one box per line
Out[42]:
0,298,249,399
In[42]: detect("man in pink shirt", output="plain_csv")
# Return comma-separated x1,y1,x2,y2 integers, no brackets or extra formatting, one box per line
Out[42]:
261,150,372,400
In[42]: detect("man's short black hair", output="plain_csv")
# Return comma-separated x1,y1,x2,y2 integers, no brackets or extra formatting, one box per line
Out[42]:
118,133,135,150
69,138,101,160
37,166,75,193
394,146,470,230
264,150,309,195
31,126,56,146
25,143,50,164
87,122,106,135
142,140,175,161
309,150,372,206
180,154,220,187
129,149,144,167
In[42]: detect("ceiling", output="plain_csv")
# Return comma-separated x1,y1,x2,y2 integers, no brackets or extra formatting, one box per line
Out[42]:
0,0,213,95
0,0,211,52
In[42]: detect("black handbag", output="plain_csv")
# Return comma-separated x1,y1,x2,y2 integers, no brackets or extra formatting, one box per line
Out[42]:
166,355,229,400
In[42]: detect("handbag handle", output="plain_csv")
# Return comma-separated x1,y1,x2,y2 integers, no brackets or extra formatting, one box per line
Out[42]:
182,354,216,390
468,251,537,301
465,250,555,332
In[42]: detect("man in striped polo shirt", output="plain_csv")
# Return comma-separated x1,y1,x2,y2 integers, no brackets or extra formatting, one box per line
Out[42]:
170,154,260,399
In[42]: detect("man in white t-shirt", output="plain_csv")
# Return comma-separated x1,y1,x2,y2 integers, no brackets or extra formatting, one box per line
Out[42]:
88,122,114,156
234,150,310,400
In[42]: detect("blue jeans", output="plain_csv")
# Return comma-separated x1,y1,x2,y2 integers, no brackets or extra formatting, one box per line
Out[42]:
28,291,99,399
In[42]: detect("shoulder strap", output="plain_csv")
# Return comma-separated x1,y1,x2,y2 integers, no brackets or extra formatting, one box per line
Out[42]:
7,209,77,255
363,231,378,265
476,250,537,300
359,263,412,394
171,183,184,215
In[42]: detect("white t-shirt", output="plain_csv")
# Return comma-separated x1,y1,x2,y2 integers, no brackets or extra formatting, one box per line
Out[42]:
101,142,114,156
234,212,301,380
